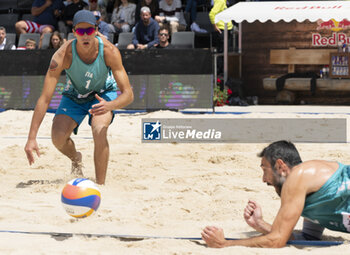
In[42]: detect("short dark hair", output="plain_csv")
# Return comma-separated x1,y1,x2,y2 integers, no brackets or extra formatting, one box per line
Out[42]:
158,27,169,35
258,140,302,169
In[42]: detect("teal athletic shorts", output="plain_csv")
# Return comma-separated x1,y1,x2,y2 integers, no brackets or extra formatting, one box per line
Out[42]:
55,90,117,134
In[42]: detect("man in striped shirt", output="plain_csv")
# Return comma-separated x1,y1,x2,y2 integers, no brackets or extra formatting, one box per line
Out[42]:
15,0,64,35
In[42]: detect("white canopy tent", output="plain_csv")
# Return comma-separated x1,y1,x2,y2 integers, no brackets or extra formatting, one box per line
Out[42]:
214,1,350,81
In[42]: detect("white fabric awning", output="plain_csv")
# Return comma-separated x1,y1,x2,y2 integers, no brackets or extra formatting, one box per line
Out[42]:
215,1,350,24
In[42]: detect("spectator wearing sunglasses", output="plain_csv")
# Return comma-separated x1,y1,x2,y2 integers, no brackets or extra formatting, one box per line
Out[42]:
154,27,174,49
127,6,159,50
93,11,115,39
24,10,134,185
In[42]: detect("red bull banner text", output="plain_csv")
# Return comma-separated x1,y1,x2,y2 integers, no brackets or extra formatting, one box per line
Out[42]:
312,33,350,47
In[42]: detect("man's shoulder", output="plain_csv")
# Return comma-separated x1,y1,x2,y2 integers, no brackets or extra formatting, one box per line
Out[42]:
101,36,119,55
150,18,159,27
295,160,338,170
100,21,108,27
289,160,340,192
56,40,73,61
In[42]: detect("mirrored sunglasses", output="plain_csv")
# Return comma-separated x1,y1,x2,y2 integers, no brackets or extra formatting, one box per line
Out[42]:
160,33,168,36
75,27,95,36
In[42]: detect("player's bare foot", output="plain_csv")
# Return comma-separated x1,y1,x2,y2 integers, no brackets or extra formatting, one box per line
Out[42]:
71,152,83,177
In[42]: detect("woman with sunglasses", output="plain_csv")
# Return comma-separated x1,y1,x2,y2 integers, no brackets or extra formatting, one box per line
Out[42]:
24,10,134,185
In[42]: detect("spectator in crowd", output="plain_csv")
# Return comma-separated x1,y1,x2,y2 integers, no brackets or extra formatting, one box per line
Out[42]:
154,27,173,49
186,0,207,33
106,0,117,14
209,0,233,74
135,0,159,24
89,0,108,22
58,0,88,37
209,0,233,53
63,0,73,6
94,11,115,39
111,0,136,34
21,38,37,50
48,31,66,49
98,0,109,9
15,0,64,35
0,27,16,50
156,0,186,34
127,7,159,50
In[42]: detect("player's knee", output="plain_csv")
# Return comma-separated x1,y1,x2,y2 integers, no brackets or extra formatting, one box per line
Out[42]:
92,124,108,137
51,129,67,149
126,44,135,49
15,21,26,33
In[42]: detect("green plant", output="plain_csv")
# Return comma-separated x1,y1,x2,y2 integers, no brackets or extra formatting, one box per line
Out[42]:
213,86,228,106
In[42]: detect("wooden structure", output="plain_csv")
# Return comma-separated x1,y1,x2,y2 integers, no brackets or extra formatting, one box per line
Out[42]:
264,78,350,91
269,48,336,73
240,21,350,105
262,48,350,94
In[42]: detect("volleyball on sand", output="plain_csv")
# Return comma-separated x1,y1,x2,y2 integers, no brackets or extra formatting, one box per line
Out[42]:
61,178,101,218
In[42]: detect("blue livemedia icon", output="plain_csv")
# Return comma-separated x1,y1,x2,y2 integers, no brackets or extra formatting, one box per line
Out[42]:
143,121,161,140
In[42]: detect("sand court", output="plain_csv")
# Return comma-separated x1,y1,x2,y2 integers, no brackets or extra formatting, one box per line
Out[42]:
0,107,349,254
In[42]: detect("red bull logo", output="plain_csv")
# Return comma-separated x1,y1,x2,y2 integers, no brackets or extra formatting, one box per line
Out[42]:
313,19,350,47
317,19,350,32
317,19,337,31
339,19,350,30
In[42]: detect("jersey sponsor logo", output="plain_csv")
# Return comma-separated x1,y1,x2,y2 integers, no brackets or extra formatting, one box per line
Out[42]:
304,217,320,225
341,212,350,232
336,180,350,194
77,90,94,99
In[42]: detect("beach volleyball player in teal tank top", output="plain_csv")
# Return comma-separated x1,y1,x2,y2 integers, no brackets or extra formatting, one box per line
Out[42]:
24,10,134,185
201,141,350,248
302,162,350,233
63,36,116,104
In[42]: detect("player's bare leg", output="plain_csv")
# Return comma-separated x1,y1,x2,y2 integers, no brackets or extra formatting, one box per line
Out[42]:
71,151,83,176
91,111,113,185
51,115,83,176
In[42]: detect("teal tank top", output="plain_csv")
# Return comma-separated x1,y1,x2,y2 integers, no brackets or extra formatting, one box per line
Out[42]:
302,163,350,233
62,36,117,104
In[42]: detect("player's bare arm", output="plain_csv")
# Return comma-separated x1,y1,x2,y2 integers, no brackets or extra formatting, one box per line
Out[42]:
24,43,69,164
31,0,52,16
203,166,308,248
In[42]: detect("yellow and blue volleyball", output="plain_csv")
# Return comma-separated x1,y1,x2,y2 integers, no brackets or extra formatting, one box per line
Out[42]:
61,178,101,218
